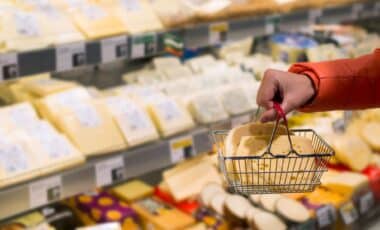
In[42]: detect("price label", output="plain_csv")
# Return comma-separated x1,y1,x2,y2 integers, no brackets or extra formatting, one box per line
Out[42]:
209,22,229,45
170,135,194,163
0,53,18,81
316,205,337,228
231,114,251,128
29,176,62,208
56,42,86,71
95,156,125,187
101,35,128,63
131,34,156,59
309,9,322,24
351,3,364,20
339,201,359,225
359,191,375,214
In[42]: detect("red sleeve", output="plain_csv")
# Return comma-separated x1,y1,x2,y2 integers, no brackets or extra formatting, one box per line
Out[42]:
289,49,380,112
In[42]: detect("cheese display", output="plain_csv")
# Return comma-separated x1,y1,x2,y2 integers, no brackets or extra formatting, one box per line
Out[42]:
146,96,195,137
104,96,159,146
187,92,229,124
110,0,163,34
185,55,217,73
56,0,126,39
39,88,126,156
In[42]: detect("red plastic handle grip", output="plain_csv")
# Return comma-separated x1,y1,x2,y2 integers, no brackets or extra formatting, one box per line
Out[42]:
273,102,288,126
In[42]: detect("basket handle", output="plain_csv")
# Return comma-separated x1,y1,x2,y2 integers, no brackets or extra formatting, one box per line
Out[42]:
266,102,295,155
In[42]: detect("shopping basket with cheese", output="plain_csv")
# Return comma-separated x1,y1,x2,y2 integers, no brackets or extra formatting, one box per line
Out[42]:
212,103,334,194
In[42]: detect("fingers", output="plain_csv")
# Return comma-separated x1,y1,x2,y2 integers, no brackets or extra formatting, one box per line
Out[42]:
260,108,277,123
257,69,278,109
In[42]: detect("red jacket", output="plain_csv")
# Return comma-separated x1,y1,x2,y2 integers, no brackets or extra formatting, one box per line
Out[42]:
289,49,380,112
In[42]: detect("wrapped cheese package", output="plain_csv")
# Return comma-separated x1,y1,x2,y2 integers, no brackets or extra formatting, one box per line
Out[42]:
188,92,229,124
185,55,217,73
104,96,159,146
150,0,195,28
219,86,254,115
38,88,126,156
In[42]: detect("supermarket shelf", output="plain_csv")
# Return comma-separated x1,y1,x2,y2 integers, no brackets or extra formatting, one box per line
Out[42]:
0,1,379,80
0,112,252,220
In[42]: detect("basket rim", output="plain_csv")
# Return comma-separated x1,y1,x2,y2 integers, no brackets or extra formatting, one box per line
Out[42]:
211,128,335,158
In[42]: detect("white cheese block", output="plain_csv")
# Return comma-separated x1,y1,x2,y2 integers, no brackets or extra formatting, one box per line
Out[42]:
152,56,182,70
0,102,40,131
161,65,193,80
104,96,159,146
146,96,194,137
188,92,229,124
219,86,254,115
185,55,217,73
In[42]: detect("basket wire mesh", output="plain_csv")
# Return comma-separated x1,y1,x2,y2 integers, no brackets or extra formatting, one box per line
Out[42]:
212,103,334,195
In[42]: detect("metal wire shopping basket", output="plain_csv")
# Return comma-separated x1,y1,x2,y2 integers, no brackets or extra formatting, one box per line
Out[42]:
211,103,335,195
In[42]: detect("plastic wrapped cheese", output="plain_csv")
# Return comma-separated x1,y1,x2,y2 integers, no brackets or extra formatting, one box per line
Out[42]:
56,0,126,39
0,131,41,188
152,56,182,70
146,96,194,137
39,88,126,155
22,120,85,175
150,0,195,28
219,86,254,115
185,55,217,73
22,78,78,97
161,65,193,80
0,6,51,52
104,96,159,146
0,102,40,131
188,92,229,124
109,0,163,34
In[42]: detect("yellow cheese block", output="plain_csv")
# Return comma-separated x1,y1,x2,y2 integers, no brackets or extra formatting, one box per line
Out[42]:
22,120,85,175
304,187,346,209
104,96,159,146
165,161,223,201
0,131,42,188
333,134,371,171
110,0,163,34
8,83,38,103
146,97,194,137
58,0,126,39
360,122,380,151
113,180,154,203
321,171,368,198
22,78,78,97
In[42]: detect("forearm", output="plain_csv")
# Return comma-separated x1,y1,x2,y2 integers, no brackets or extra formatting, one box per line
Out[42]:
289,50,380,112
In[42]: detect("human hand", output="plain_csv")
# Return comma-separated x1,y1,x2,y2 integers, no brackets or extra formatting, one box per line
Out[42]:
256,69,316,122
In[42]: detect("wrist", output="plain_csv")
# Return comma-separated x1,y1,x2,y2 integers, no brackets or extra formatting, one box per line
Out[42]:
302,73,317,106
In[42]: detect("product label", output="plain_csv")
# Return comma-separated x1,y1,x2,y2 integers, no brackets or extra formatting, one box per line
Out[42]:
209,22,229,45
95,156,125,187
0,53,19,81
121,0,141,11
131,34,157,59
81,4,106,20
71,103,101,128
359,191,374,214
316,205,336,228
137,198,171,215
29,176,62,208
56,42,86,72
155,99,182,122
101,36,128,63
0,142,29,174
14,11,40,36
170,135,194,163
339,201,359,225
9,105,38,128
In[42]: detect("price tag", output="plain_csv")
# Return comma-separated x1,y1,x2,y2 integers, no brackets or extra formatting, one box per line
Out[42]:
309,9,322,24
169,135,194,163
131,34,156,59
0,53,18,81
231,114,251,128
359,191,374,214
56,42,86,72
101,35,128,63
29,176,62,208
209,22,229,45
95,156,125,187
351,3,363,20
316,205,337,228
339,201,359,225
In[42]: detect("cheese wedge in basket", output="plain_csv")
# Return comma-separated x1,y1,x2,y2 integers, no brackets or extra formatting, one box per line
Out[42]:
224,122,316,188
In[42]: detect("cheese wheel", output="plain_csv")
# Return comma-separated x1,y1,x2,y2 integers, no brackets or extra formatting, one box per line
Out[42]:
210,192,228,215
224,194,251,226
276,198,310,223
259,194,283,212
200,183,224,206
249,210,286,230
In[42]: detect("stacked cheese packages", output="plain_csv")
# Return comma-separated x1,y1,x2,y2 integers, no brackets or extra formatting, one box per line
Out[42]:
0,102,84,188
